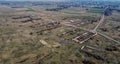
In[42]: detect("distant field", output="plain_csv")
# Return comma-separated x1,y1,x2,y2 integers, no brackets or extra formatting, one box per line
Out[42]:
60,7,86,14
61,8,103,14
26,7,35,12
87,8,104,14
62,11,82,14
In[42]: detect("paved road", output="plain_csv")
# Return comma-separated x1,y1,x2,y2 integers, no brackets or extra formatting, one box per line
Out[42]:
92,7,108,33
63,7,120,44
92,15,105,33
64,14,105,34
98,32,120,44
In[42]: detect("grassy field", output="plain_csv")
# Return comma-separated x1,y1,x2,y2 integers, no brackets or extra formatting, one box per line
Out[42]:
87,8,104,14
0,6,120,64
62,11,82,14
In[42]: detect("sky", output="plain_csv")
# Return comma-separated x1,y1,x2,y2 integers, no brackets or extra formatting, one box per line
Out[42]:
2,0,66,1
2,0,120,1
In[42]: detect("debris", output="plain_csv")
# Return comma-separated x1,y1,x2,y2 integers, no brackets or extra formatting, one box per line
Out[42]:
40,40,51,48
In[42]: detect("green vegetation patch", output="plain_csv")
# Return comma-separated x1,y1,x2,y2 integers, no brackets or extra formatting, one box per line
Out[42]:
87,8,104,14
62,11,81,14
26,7,35,12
